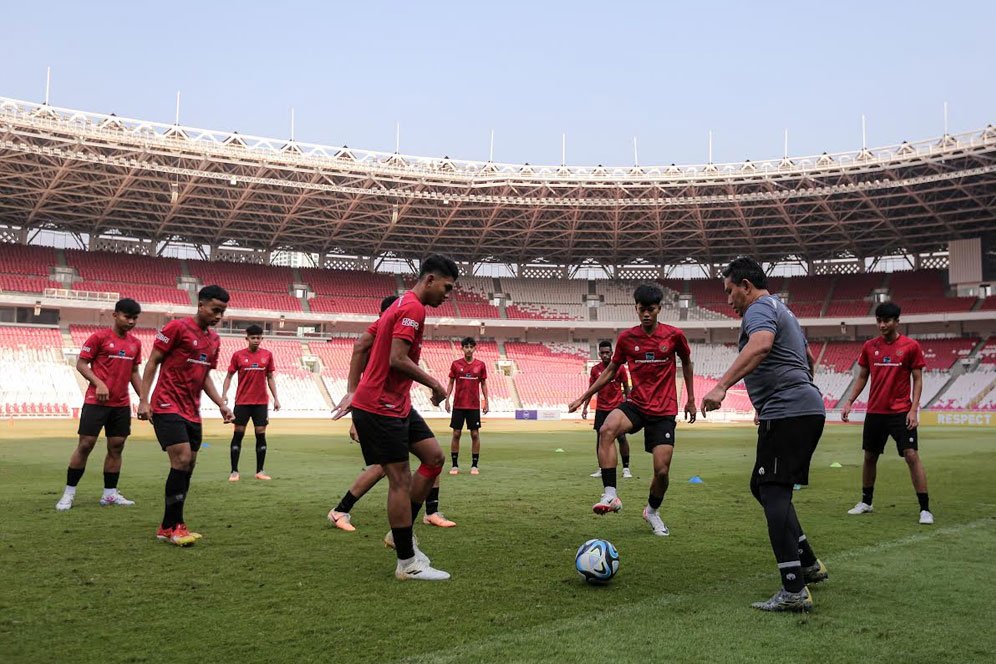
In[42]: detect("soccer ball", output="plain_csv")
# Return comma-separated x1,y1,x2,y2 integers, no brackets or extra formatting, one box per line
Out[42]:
575,538,619,584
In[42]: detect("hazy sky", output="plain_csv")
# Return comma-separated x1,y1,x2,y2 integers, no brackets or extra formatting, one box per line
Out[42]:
2,1,993,167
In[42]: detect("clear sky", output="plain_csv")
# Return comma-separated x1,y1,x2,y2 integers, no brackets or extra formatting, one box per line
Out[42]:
1,1,993,167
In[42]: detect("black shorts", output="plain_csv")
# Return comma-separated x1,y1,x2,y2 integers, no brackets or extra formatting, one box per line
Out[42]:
615,402,676,452
352,407,435,466
450,408,481,431
233,404,269,427
593,409,611,431
863,413,918,457
752,415,825,487
152,413,203,452
78,404,132,438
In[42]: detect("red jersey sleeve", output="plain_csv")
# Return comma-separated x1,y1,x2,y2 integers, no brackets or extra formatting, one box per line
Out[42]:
366,320,379,336
228,352,239,374
674,330,691,360
909,342,926,370
449,361,459,379
610,332,628,366
79,332,101,362
267,352,276,374
617,364,630,387
480,362,488,380
589,365,597,386
133,342,142,368
210,345,220,370
392,300,424,344
857,342,870,368
154,320,182,355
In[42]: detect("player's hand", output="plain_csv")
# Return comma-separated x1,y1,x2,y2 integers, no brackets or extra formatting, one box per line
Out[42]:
273,399,281,412
95,382,109,402
136,400,150,421
348,423,359,443
580,407,588,420
684,399,697,424
430,383,447,407
331,392,353,420
840,400,852,422
482,400,489,415
222,395,229,404
906,409,919,430
220,406,235,423
444,400,451,413
567,398,584,413
753,412,760,426
700,386,726,417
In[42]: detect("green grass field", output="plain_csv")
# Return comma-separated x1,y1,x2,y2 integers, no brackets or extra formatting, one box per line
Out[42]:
2,418,994,664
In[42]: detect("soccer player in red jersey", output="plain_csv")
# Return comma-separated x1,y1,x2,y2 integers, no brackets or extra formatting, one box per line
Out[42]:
569,283,696,536
137,285,234,546
840,301,933,524
581,340,632,479
332,255,457,580
56,298,143,511
222,324,281,482
445,337,489,477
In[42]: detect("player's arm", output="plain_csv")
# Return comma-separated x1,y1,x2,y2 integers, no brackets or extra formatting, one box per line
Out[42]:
621,372,631,400
806,346,817,377
137,348,165,420
221,371,235,404
202,376,233,423
129,365,142,402
701,331,774,415
580,374,595,419
267,373,281,411
389,338,447,404
480,378,489,414
679,350,696,423
907,368,922,429
840,366,869,422
570,362,619,413
331,331,374,420
444,376,455,412
75,356,109,402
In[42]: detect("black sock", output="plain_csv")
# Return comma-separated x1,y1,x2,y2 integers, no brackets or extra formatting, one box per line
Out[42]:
621,454,630,469
411,501,423,522
797,534,818,568
230,429,245,472
162,468,187,530
601,467,617,489
334,490,358,514
917,492,929,512
67,466,85,487
760,483,806,593
392,526,415,560
255,433,267,473
648,493,663,510
451,452,459,468
103,472,120,490
862,485,874,505
426,487,440,515
472,453,479,468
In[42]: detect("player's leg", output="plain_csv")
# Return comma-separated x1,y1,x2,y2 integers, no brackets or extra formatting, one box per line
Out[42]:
469,421,481,474
253,421,270,480
449,410,463,474
97,407,134,506
642,438,674,536
848,416,885,514
329,465,386,531
898,425,931,522
229,406,248,480
158,437,196,546
57,432,98,511
590,411,607,477
618,433,632,478
413,437,455,528
593,407,635,514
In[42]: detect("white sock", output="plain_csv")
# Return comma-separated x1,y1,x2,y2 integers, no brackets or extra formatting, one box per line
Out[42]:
63,485,77,497
604,486,618,500
646,505,658,515
399,556,416,567
102,487,116,498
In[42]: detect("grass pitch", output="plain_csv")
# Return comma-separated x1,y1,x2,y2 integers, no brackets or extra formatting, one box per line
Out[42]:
1,418,994,664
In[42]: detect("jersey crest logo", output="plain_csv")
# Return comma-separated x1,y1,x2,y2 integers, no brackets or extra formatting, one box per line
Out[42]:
897,350,905,357
659,343,668,352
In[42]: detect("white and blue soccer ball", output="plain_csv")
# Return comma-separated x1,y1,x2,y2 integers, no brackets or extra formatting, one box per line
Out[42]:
575,538,620,584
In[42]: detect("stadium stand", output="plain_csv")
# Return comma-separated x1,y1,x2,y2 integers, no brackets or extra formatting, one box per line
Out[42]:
0,244,57,276
818,341,865,372
932,368,996,410
505,341,588,409
917,337,978,371
65,249,182,286
687,279,735,318
0,326,79,416
887,269,976,314
502,278,587,321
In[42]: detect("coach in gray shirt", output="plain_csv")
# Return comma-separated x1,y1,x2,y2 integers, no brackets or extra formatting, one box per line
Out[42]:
701,256,828,613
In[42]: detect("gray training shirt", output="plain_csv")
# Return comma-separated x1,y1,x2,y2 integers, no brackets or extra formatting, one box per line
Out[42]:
738,294,825,420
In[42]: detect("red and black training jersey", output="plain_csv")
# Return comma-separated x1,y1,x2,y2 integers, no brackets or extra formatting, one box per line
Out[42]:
611,323,690,417
858,335,926,414
449,358,487,410
150,317,220,423
352,291,425,418
79,328,142,408
590,362,629,412
228,348,275,406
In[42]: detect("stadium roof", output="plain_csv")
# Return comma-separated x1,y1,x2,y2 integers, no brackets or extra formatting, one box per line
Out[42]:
1,97,993,267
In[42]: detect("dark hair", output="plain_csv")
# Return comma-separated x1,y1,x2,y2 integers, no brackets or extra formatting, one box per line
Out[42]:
598,340,613,349
245,324,264,336
419,254,459,281
198,284,230,303
114,298,141,316
379,294,399,313
875,301,901,320
633,283,664,306
461,337,476,347
721,256,767,290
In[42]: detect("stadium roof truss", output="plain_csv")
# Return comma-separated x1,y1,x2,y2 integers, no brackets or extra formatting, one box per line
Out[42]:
0,97,993,268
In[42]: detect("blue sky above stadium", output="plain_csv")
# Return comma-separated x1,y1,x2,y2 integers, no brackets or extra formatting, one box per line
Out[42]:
2,1,993,166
